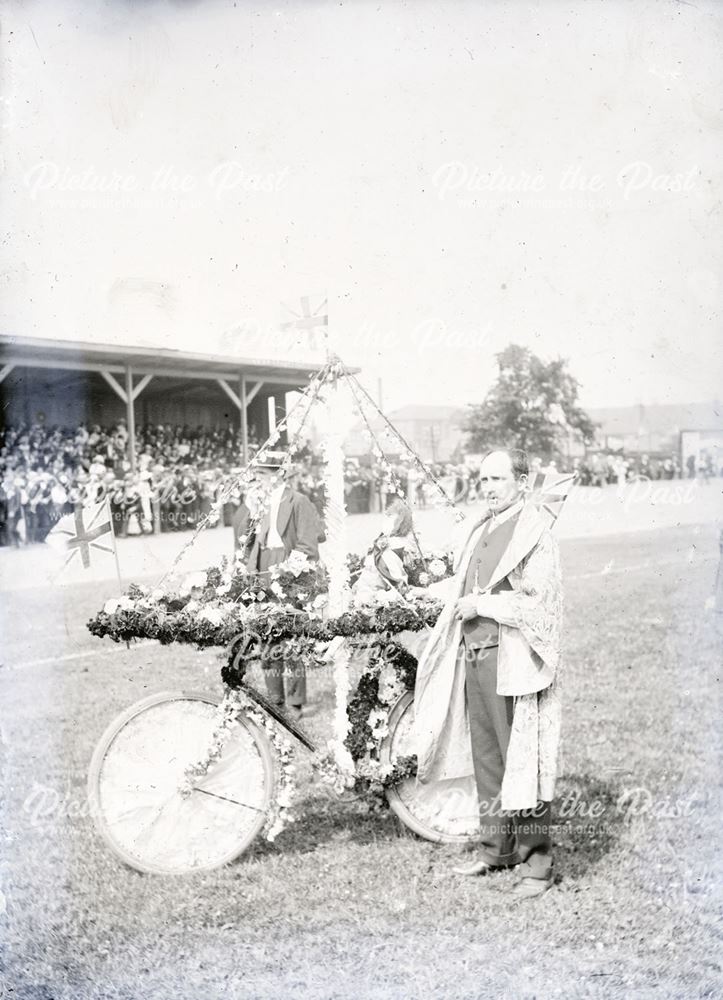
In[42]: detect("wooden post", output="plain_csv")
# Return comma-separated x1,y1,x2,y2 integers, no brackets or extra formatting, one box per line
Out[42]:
125,364,136,473
715,529,723,636
276,391,288,445
240,374,248,466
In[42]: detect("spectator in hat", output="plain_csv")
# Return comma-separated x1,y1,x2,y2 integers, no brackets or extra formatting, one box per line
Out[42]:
239,451,324,717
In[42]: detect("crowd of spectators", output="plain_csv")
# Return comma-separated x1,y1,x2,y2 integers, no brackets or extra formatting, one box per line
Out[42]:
0,420,263,546
1,419,719,547
574,452,686,486
0,420,481,547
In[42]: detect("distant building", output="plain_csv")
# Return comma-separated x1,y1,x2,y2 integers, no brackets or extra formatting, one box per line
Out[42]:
588,401,723,468
345,405,466,462
345,399,723,471
588,401,723,453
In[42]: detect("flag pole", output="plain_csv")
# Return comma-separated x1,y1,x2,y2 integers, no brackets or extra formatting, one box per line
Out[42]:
106,494,124,596
105,495,130,650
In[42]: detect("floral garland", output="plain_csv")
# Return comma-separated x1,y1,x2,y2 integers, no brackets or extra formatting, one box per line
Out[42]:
87,540,455,826
97,547,453,630
344,640,420,798
89,582,444,650
174,640,424,838
116,549,330,618
325,638,356,783
178,686,297,842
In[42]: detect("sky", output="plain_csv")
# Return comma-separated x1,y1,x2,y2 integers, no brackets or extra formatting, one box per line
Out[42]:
1,0,722,413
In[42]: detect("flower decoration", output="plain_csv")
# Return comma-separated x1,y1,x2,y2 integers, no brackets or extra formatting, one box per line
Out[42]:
428,558,448,579
180,571,208,595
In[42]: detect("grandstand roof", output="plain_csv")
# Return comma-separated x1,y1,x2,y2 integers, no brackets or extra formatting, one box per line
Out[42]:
0,334,323,385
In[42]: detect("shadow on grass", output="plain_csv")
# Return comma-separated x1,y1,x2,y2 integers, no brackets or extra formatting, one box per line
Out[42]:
249,790,400,859
248,772,625,880
552,773,623,881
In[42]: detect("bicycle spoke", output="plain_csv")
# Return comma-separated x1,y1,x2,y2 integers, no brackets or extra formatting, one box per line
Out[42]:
192,786,266,812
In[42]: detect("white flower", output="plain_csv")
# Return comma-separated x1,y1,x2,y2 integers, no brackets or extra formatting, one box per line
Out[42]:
266,819,283,842
198,607,225,626
369,589,403,608
103,598,121,615
418,572,430,586
277,787,294,808
151,589,165,602
270,581,285,599
119,596,135,610
216,583,231,596
185,599,200,614
429,558,447,579
378,663,404,705
282,550,311,577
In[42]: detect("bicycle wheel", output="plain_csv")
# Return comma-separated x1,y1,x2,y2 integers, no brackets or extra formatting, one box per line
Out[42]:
88,690,276,875
383,691,479,844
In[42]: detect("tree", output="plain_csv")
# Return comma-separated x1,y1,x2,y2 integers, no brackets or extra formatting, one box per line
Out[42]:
465,344,595,461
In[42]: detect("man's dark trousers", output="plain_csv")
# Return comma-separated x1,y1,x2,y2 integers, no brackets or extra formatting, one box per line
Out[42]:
257,544,306,709
464,641,552,879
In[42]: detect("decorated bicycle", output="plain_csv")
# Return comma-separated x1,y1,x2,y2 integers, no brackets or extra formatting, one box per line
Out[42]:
85,357,573,875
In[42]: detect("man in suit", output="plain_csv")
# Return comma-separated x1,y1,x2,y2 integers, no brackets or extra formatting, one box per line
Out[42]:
235,452,323,717
414,448,562,900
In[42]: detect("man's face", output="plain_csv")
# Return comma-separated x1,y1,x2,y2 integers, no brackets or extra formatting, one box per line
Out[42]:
253,468,276,490
479,452,525,513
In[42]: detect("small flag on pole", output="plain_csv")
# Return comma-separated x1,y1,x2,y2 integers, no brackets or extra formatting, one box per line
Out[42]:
528,471,577,528
280,295,329,349
46,498,117,572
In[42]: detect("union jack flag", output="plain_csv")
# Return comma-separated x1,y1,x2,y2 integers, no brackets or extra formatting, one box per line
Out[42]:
46,498,116,570
528,471,577,528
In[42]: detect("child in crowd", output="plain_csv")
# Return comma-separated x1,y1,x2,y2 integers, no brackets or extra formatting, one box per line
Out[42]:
352,498,417,603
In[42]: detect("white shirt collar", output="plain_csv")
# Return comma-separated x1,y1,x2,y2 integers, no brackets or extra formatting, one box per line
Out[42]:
487,496,525,528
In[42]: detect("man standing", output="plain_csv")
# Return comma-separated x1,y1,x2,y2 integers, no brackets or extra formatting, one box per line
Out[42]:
236,452,323,717
414,448,562,900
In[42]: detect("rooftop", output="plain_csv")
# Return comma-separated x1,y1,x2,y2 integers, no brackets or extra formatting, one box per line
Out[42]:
0,334,324,385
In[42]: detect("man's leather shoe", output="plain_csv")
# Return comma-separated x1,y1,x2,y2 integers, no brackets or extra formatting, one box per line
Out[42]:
507,876,553,900
287,705,318,721
452,858,501,876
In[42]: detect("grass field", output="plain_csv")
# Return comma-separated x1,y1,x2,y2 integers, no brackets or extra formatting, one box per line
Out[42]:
1,522,722,999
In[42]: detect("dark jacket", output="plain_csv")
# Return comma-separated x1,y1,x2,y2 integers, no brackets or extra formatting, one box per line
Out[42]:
235,487,322,567
231,501,251,551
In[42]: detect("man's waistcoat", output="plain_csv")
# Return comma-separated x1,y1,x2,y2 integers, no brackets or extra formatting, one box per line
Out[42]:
461,511,521,649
